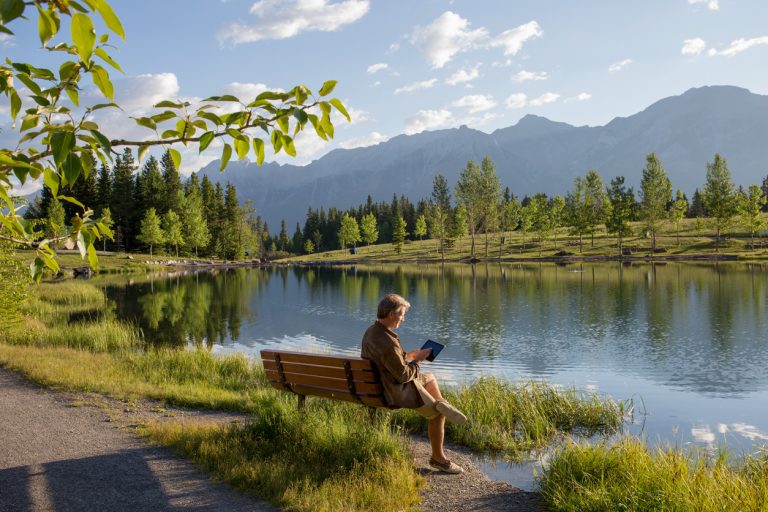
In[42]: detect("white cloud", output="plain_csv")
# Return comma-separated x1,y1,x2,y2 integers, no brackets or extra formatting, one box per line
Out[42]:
445,65,481,86
456,111,501,127
112,73,181,113
450,94,497,113
708,36,768,57
404,109,453,134
0,34,14,47
339,131,388,149
504,93,527,109
608,58,633,72
529,92,560,106
688,0,719,11
576,92,592,101
367,63,388,74
345,106,371,124
489,21,543,56
387,42,401,54
219,0,370,45
394,78,438,95
411,11,488,69
682,38,707,55
512,70,548,83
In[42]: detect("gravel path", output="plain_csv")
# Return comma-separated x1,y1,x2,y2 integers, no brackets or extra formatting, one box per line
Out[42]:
0,367,544,511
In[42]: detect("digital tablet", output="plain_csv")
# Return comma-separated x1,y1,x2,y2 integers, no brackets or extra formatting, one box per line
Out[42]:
421,339,445,362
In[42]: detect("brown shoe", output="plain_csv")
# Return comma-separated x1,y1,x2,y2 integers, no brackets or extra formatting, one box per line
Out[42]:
429,457,464,474
435,400,467,424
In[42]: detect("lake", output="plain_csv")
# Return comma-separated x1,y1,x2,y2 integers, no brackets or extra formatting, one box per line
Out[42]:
104,261,768,488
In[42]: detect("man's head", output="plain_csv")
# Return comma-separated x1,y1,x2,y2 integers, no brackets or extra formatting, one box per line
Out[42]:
377,293,410,328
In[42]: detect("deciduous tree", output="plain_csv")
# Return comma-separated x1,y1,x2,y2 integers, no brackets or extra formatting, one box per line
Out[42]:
640,153,672,252
702,153,737,251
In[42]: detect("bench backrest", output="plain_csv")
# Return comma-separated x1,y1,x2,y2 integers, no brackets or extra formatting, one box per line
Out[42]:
260,349,390,408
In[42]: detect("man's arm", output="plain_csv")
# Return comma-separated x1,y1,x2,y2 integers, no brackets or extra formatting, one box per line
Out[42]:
377,343,420,384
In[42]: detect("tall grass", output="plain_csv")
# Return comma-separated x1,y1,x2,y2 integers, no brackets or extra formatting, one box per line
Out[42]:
540,437,768,511
143,398,422,511
392,377,627,459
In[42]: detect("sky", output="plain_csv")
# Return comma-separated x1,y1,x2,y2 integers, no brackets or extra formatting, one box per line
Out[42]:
3,0,768,183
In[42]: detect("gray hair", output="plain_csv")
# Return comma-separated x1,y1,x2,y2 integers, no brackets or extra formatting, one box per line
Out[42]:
377,293,411,319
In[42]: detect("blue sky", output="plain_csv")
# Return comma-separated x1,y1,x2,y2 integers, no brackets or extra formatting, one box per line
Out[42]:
4,0,768,177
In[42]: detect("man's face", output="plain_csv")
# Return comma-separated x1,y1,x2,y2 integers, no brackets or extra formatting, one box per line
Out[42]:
390,308,406,329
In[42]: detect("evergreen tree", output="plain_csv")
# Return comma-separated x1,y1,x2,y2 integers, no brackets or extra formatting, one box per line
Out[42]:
606,176,635,256
111,149,137,251
392,215,407,254
137,208,164,256
135,156,166,216
60,153,97,220
95,163,112,215
163,210,184,257
303,239,315,254
278,220,290,252
688,188,707,218
161,150,183,215
702,153,737,251
640,153,672,252
292,223,304,254
762,175,768,212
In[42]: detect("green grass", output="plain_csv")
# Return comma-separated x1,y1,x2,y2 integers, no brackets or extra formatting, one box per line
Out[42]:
143,401,422,512
392,377,628,459
540,437,768,511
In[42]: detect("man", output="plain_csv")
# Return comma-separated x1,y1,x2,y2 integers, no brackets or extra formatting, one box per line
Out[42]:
361,293,467,474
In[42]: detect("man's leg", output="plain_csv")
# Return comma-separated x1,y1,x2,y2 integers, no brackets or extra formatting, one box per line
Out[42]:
423,379,449,463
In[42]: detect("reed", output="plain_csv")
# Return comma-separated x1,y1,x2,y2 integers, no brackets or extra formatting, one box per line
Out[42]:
540,437,768,511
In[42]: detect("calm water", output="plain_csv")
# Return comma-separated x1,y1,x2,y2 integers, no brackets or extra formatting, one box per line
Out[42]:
104,262,768,488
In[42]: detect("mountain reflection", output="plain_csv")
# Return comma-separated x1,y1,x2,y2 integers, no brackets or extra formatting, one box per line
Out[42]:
106,262,767,397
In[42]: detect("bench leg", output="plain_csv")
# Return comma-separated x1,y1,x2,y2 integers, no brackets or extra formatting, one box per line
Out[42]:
297,394,306,412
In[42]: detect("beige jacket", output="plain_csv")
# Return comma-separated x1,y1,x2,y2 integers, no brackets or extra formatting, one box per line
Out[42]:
360,321,424,409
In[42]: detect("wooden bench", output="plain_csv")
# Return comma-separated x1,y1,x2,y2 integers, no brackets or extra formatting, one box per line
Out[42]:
260,349,395,414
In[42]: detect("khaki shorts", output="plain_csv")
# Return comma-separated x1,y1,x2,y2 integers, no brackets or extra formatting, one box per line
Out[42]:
413,372,440,419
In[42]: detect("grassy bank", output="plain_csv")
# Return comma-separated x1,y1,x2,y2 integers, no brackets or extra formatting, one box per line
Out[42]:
0,279,629,510
540,437,768,511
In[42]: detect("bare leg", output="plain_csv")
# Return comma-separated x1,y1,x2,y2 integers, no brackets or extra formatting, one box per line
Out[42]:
424,379,449,463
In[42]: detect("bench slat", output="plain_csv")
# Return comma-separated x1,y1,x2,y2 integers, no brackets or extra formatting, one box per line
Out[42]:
261,350,374,371
264,369,383,395
262,360,379,383
289,383,389,408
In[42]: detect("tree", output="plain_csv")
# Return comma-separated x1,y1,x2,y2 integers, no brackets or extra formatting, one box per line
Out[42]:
606,176,634,256
498,198,521,258
135,156,165,216
738,185,767,246
99,208,114,252
428,173,453,261
669,190,688,246
181,188,210,258
0,2,349,280
529,193,552,256
160,151,182,215
565,176,590,253
95,163,113,216
138,208,165,256
414,214,428,241
292,223,304,255
702,153,737,251
163,210,184,257
584,170,607,246
392,215,407,254
279,220,290,252
454,160,484,258
45,197,66,243
479,156,501,257
338,213,361,250
111,149,137,252
360,213,379,246
640,153,672,252
518,204,533,251
550,194,566,250
303,239,315,254
762,175,768,212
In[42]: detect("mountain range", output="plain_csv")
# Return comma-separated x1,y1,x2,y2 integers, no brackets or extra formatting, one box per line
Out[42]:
198,85,768,228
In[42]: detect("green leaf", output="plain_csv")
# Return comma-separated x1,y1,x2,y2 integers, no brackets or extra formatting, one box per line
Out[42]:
234,136,249,160
319,80,337,97
161,129,179,139
0,0,24,24
20,114,39,132
320,112,334,139
154,100,183,109
307,114,327,141
94,47,123,72
89,102,119,112
0,179,14,211
12,166,28,184
91,65,114,100
329,98,350,122
226,128,246,142
57,194,85,209
168,148,181,171
87,242,98,270
319,102,332,115
95,0,125,39
65,87,80,107
253,138,265,166
271,130,283,153
276,115,290,133
30,95,50,107
133,116,156,130
76,231,87,258
151,111,176,123
199,131,215,153
294,85,308,105
61,155,83,186
198,112,222,126
50,131,75,166
219,144,232,172
80,120,98,130
71,13,95,62
30,258,45,283
282,134,296,157
89,129,111,154
36,4,56,45
203,95,240,102
16,73,42,95
9,88,20,120
44,168,59,197
138,144,149,162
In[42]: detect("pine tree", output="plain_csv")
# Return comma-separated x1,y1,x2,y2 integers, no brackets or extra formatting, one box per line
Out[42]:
292,223,304,254
45,197,66,242
111,149,137,251
161,150,182,215
95,163,112,215
135,156,166,216
392,215,407,254
61,153,98,220
278,220,290,252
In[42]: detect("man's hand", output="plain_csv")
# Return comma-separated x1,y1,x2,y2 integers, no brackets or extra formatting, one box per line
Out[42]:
406,348,432,363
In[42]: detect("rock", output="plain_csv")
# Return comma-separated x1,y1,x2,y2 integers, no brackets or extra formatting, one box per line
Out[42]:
73,266,93,279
